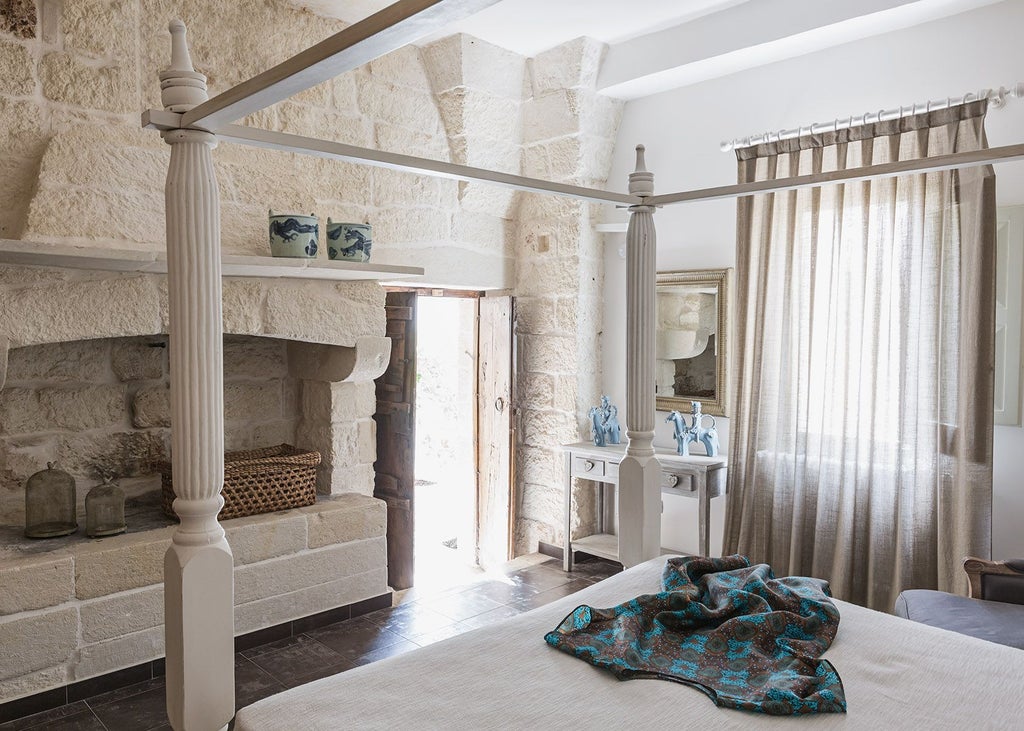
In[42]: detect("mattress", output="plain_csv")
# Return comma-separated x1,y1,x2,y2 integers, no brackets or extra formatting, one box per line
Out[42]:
234,557,1024,730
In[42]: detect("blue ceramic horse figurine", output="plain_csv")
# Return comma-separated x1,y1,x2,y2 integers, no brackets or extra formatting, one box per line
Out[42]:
600,395,621,445
667,401,719,456
588,406,607,447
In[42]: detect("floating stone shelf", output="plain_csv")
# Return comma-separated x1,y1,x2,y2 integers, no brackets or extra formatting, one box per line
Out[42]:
0,239,424,282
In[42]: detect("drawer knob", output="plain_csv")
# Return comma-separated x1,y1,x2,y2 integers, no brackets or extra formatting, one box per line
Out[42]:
583,460,595,471
663,474,679,488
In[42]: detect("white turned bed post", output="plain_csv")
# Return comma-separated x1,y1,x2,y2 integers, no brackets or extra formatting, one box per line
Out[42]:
160,21,234,731
618,145,661,567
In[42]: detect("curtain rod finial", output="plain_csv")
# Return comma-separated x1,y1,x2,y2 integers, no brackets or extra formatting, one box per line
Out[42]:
629,144,654,197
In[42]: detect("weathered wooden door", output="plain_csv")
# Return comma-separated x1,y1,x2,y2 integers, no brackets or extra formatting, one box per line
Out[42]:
374,291,417,589
476,296,514,568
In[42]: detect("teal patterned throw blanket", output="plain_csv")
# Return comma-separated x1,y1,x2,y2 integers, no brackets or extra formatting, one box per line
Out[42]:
545,555,846,715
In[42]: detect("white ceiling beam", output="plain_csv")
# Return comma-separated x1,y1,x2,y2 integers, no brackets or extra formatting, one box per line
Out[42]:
181,0,500,131
597,0,1004,100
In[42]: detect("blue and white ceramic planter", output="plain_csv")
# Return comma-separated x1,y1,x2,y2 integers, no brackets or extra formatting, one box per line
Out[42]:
326,220,372,262
268,211,319,258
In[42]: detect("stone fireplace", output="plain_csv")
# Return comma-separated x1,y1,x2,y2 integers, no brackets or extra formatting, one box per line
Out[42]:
0,262,392,704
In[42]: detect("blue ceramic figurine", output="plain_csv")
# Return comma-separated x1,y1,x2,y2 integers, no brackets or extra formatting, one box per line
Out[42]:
666,400,719,456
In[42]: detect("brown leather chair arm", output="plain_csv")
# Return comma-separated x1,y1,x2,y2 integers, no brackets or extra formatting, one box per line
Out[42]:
963,557,1024,604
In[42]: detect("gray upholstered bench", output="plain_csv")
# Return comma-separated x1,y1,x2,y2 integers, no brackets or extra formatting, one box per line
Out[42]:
894,558,1024,650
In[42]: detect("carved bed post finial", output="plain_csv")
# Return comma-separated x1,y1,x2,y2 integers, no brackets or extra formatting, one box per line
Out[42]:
160,20,208,113
618,143,661,567
158,18,234,731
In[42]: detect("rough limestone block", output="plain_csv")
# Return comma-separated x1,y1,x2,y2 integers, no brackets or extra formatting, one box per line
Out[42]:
0,388,45,434
61,0,138,59
302,494,386,549
225,381,283,423
0,97,45,152
6,340,110,383
356,76,442,133
421,34,525,99
554,374,579,413
374,122,450,161
514,516,557,556
276,103,373,148
301,380,376,424
40,52,136,114
0,39,33,95
233,537,386,605
132,386,169,428
0,0,35,37
224,512,307,567
436,88,521,144
517,372,555,410
224,336,288,379
521,480,562,524
264,282,384,347
25,185,164,247
57,429,166,479
288,340,390,384
111,338,165,381
234,568,387,635
372,206,451,246
0,553,74,616
521,335,578,374
531,37,606,96
0,276,161,349
73,626,164,681
252,419,296,447
39,128,166,194
0,607,77,681
514,298,558,335
221,279,265,336
73,526,175,599
39,385,125,431
0,666,68,707
451,210,510,248
515,257,581,299
520,408,578,448
522,91,579,143
357,418,375,464
372,168,458,209
518,445,561,488
369,45,430,89
79,585,164,644
319,463,375,497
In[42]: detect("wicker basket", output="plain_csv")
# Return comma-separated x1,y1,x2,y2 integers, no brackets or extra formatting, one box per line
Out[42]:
158,444,320,521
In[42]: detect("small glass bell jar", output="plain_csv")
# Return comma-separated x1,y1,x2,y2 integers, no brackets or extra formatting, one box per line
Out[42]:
85,471,126,538
25,462,78,539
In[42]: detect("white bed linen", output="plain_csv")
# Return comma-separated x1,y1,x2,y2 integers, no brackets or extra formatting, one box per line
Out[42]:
234,557,1024,730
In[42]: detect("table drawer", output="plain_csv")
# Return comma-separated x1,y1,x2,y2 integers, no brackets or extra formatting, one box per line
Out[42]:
661,471,695,495
572,456,606,478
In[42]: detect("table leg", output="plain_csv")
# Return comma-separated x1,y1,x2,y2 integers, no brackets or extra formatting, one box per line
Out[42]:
698,473,710,557
564,452,574,572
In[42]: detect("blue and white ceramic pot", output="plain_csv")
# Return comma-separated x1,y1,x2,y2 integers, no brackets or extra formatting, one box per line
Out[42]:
326,220,372,262
268,210,319,258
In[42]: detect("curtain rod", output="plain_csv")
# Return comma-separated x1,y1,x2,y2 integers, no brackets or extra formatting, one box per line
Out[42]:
720,82,1024,153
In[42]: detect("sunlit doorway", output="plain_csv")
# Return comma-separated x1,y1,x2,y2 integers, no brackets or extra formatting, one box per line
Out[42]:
413,294,480,589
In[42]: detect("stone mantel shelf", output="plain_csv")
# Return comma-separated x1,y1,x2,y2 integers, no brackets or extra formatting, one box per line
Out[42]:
0,239,424,282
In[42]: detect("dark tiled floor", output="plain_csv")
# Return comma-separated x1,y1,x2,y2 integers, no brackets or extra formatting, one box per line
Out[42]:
1,555,620,730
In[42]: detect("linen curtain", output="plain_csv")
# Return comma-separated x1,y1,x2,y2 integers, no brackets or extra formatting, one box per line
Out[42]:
724,100,996,612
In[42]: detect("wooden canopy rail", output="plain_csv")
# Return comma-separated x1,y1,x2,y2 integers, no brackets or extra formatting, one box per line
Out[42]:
145,3,1024,729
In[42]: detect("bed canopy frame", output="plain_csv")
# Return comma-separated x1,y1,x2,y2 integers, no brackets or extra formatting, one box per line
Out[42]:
141,2,1024,728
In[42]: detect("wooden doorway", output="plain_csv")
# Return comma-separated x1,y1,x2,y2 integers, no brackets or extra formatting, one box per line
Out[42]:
374,290,514,590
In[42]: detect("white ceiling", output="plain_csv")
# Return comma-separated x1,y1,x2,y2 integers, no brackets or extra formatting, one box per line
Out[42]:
295,0,1007,99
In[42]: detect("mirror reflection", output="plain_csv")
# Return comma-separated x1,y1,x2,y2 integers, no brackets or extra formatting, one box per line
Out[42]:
655,269,730,416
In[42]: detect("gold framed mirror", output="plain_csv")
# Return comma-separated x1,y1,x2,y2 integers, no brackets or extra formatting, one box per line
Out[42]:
655,268,730,416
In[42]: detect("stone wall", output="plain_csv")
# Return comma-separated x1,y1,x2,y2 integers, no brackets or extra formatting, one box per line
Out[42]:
0,494,386,703
0,334,304,526
0,0,624,559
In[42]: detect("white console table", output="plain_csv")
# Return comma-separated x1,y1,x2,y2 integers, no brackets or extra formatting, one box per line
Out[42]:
562,442,727,571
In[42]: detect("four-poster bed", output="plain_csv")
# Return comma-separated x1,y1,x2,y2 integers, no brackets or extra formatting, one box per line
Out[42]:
144,2,1024,729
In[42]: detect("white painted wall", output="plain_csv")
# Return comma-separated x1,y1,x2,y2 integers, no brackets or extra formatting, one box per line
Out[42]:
602,0,1024,560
